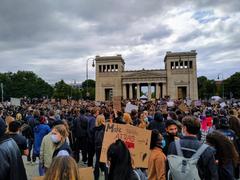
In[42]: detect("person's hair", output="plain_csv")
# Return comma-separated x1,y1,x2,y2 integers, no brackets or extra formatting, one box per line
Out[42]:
8,121,21,132
123,113,132,124
49,110,55,117
130,109,137,118
165,119,177,128
206,131,239,166
15,113,22,121
107,139,133,180
44,156,80,180
150,129,163,149
96,114,105,126
154,111,163,122
91,107,99,115
52,124,69,143
182,116,200,135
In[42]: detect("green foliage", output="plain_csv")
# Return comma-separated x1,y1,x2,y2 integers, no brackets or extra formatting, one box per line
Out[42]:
81,79,95,100
224,72,240,98
197,76,216,99
0,71,53,99
53,80,83,100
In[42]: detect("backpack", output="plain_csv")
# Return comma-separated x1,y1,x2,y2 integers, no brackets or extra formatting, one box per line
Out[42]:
167,140,209,180
133,169,148,180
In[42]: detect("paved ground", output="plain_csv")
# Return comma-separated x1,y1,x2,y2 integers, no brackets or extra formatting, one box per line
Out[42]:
23,156,105,180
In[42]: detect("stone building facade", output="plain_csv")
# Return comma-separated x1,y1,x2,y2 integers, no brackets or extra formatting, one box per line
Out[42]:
95,50,198,101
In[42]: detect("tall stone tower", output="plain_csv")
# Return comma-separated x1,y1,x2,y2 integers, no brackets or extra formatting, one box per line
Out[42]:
164,50,198,100
95,55,125,101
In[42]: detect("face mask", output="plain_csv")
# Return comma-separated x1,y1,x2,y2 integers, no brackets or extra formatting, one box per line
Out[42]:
161,139,166,148
51,134,60,144
144,117,148,122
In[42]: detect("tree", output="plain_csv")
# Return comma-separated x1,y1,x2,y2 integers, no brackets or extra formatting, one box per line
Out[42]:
81,79,95,100
0,71,53,99
197,76,216,99
224,72,240,99
53,80,71,99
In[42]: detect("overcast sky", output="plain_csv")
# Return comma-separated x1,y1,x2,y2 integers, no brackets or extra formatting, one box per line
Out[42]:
0,0,239,84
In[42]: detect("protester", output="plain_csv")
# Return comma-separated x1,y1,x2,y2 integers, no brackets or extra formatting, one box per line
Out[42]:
148,129,166,180
168,116,219,179
107,139,139,180
51,124,72,158
72,108,88,163
138,113,148,129
162,119,180,155
0,118,27,180
44,156,80,180
8,120,29,156
206,131,239,180
93,114,108,180
147,111,165,134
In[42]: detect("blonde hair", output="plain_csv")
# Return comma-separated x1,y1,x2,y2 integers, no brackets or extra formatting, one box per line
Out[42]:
16,113,22,121
123,113,132,124
96,114,105,127
44,156,80,180
52,124,69,144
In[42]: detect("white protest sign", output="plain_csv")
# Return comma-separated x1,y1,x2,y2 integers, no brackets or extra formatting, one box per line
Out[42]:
167,101,174,107
125,103,138,113
10,98,21,106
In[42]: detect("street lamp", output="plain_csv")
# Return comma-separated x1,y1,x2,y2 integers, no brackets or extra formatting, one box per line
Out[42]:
217,73,224,99
86,57,95,98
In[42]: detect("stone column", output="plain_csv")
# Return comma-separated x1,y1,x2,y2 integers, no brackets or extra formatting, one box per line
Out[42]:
123,84,127,99
162,83,167,98
156,83,160,99
129,84,133,99
137,83,140,100
148,83,152,100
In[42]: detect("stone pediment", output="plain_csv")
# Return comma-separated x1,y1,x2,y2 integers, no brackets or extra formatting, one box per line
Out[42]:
122,70,166,78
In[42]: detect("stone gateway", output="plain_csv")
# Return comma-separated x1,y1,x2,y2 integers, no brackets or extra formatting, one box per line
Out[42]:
95,50,198,101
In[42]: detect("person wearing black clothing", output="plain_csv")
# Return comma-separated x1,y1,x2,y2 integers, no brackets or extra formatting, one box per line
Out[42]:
147,111,165,134
8,121,28,156
87,107,99,167
168,116,218,180
162,119,180,155
72,108,89,163
0,118,27,180
93,115,108,180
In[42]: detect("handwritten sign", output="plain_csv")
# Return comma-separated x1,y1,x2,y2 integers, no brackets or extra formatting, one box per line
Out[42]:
100,123,151,168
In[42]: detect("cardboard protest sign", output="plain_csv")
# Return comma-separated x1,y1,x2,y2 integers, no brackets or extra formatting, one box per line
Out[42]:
61,99,68,105
113,96,122,112
32,177,44,180
178,103,189,113
100,123,151,168
125,103,138,113
79,167,94,180
10,98,21,106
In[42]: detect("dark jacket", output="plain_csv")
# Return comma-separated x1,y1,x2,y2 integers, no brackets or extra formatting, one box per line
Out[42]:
147,120,165,134
0,135,27,180
168,136,219,180
93,124,105,150
52,140,72,158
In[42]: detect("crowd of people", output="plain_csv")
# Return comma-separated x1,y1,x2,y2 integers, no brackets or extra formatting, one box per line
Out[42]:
0,98,239,180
